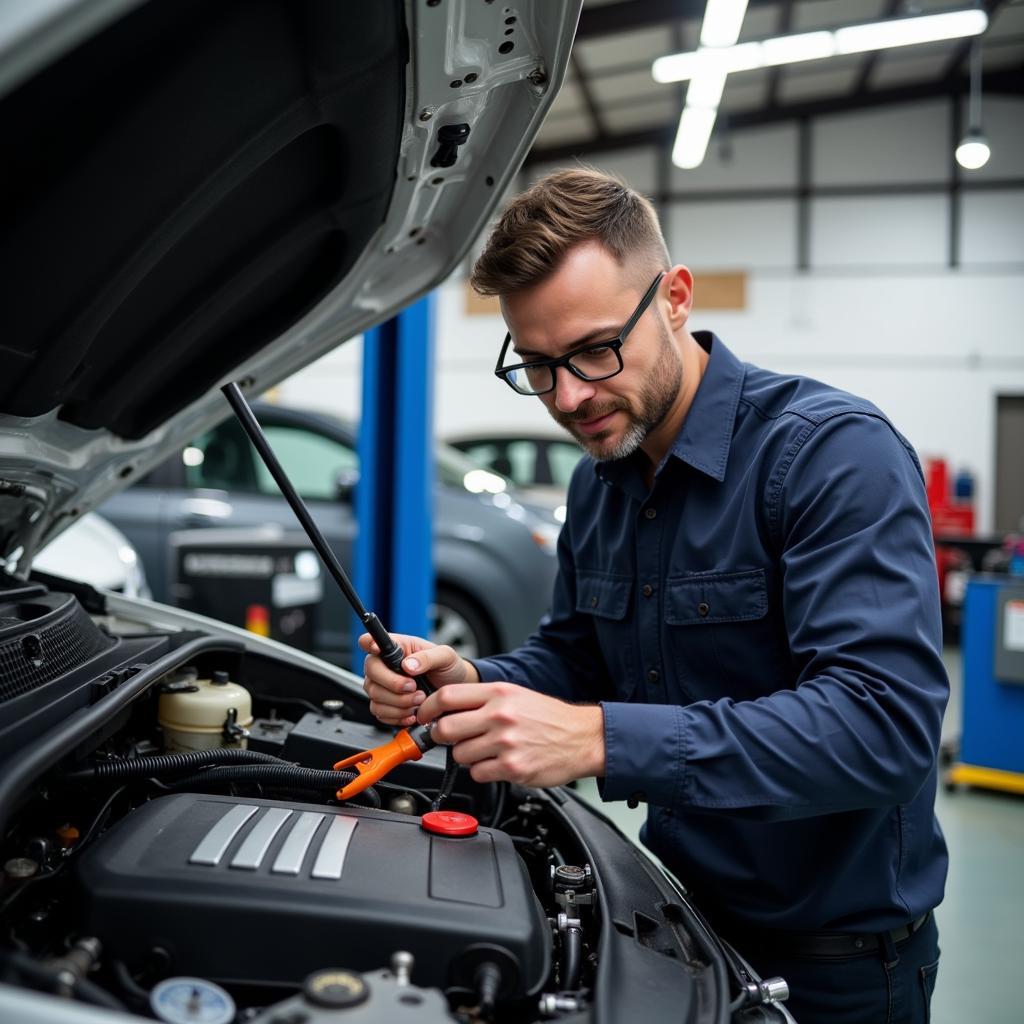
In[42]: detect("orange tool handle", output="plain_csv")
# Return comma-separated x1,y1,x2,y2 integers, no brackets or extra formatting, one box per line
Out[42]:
334,729,426,800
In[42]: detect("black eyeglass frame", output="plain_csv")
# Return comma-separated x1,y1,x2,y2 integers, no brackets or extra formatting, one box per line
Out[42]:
493,271,665,396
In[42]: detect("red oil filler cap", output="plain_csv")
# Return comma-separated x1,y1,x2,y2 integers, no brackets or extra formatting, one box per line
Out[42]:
420,811,478,837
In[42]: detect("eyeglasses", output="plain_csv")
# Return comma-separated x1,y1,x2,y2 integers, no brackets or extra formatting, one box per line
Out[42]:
494,272,665,396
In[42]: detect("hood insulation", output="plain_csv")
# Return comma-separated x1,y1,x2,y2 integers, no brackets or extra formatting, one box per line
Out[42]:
0,0,405,439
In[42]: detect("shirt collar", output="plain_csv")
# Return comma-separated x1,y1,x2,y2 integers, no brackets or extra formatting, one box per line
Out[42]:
596,331,745,488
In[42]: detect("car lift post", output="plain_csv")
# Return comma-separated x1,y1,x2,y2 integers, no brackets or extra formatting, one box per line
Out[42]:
353,295,436,673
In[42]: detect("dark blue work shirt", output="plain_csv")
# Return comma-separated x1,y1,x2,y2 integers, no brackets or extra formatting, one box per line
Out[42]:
476,332,949,932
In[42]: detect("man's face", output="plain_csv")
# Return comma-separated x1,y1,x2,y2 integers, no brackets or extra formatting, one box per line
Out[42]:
501,242,682,462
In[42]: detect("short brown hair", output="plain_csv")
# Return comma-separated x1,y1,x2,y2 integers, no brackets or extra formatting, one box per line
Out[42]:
470,167,670,297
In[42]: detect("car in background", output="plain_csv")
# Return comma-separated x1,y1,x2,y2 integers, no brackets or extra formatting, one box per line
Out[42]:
446,431,584,518
100,404,561,664
32,512,150,598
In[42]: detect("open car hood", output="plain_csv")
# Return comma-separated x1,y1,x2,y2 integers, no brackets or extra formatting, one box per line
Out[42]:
0,0,580,569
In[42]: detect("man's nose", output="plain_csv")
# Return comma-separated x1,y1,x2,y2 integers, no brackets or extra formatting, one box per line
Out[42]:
552,365,596,414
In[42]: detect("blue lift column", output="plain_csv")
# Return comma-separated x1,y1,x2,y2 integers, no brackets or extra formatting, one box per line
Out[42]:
352,295,436,673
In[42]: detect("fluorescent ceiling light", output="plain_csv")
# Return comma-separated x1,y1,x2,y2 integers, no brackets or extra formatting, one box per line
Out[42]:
652,51,704,83
835,9,988,55
672,107,718,169
686,70,728,109
653,42,761,82
653,8,989,84
760,31,836,67
700,0,750,49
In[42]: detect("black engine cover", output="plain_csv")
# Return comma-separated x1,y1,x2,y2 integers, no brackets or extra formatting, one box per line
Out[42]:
73,794,549,995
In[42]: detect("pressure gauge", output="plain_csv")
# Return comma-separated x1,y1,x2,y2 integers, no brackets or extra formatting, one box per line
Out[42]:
150,977,236,1024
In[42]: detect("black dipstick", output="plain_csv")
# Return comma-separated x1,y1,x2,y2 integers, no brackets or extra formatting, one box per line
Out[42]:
220,382,433,696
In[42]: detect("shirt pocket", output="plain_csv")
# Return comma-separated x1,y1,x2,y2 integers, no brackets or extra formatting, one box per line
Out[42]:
665,568,786,701
575,569,638,701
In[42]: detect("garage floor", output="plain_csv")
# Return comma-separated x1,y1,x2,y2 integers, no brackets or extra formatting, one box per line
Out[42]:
577,648,1022,1024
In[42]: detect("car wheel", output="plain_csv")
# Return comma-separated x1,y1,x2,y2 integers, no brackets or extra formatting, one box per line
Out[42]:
429,587,497,660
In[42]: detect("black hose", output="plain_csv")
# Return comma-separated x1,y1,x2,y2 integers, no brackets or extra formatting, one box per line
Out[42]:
562,924,583,990
487,782,508,828
0,951,127,1012
430,746,460,812
75,975,130,1012
165,765,378,805
473,961,503,1020
112,960,150,1004
259,785,382,810
63,748,287,783
375,779,433,810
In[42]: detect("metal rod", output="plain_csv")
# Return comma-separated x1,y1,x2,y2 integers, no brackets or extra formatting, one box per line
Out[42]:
968,38,983,129
221,382,433,693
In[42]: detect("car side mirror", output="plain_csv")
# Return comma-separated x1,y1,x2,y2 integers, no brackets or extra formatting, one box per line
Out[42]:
334,467,360,503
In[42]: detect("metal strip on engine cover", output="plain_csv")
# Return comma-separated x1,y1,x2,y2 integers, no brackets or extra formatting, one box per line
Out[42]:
272,812,326,875
310,814,358,879
231,807,293,870
189,804,258,866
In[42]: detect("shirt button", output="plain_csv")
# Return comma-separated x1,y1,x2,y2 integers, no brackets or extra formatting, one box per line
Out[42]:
626,791,646,808
644,508,657,520
698,602,710,617
642,584,654,598
590,596,598,608
647,669,660,683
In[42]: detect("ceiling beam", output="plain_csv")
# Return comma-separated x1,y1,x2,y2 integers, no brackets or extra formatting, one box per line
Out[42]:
575,0,776,41
571,51,608,141
525,65,1024,164
765,0,795,109
852,0,903,97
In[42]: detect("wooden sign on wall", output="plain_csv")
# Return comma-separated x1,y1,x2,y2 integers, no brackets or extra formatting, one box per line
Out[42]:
694,271,747,310
465,283,501,316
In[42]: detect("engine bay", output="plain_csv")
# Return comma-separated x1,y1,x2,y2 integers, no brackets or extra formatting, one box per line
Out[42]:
0,575,779,1023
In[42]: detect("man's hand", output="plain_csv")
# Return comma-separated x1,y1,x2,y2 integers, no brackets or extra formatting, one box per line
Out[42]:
416,682,605,788
358,632,477,727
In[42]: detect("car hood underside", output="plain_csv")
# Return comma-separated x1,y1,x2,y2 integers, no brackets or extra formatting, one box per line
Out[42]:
1,0,405,442
0,0,580,567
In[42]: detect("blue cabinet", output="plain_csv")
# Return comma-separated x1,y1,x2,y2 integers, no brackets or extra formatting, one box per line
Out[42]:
949,576,1024,792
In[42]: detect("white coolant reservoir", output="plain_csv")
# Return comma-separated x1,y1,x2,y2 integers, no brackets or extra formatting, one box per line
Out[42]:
158,670,253,751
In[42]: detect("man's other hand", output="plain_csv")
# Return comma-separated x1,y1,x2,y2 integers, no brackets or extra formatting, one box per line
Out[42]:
416,682,606,788
358,632,477,727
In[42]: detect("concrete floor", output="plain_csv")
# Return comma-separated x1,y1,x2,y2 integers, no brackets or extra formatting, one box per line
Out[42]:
576,648,1022,1023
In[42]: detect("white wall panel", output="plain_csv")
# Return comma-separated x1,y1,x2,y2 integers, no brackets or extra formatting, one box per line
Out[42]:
577,147,659,194
811,195,947,267
670,123,799,192
669,200,799,270
813,101,949,185
960,192,1024,265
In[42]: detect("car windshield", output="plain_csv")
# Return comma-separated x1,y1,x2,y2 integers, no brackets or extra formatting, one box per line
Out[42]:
436,444,511,494
182,416,510,498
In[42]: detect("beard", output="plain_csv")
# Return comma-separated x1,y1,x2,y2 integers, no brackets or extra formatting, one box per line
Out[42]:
551,319,683,462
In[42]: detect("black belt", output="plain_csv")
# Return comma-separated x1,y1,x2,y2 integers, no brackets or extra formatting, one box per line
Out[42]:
721,910,933,961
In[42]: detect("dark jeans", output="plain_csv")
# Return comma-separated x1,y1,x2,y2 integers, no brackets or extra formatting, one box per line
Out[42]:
732,914,940,1024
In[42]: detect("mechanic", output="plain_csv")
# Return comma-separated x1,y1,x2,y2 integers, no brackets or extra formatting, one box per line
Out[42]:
360,169,948,1023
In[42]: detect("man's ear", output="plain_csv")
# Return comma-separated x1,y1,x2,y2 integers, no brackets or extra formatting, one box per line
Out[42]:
664,265,694,329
